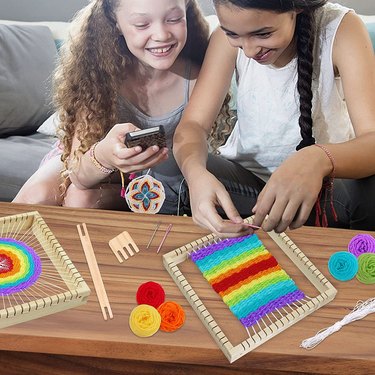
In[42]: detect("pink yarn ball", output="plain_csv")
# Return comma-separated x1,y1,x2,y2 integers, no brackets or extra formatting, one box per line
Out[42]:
348,234,375,258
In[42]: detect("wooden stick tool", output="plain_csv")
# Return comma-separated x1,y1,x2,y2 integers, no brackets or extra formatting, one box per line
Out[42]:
77,223,113,321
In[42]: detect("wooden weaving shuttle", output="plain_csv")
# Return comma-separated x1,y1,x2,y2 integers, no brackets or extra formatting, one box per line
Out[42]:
109,231,140,263
77,223,113,321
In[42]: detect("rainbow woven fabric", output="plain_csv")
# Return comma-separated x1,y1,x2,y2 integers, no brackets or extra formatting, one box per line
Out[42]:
191,234,304,327
0,238,42,296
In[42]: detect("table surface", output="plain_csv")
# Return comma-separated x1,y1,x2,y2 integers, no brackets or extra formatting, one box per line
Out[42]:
0,202,374,375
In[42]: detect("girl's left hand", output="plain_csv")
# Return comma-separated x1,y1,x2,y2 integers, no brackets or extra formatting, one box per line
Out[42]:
252,146,328,233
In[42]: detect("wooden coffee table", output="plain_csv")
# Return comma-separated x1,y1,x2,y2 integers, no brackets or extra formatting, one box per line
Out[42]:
0,202,374,375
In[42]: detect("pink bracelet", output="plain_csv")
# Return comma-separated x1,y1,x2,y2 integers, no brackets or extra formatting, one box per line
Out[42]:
314,144,335,178
89,142,116,174
313,143,338,226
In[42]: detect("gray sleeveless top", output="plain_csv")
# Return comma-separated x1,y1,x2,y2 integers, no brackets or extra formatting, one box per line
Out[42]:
118,62,191,149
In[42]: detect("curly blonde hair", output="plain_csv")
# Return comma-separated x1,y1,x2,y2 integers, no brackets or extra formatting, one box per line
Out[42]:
209,93,236,153
54,0,211,191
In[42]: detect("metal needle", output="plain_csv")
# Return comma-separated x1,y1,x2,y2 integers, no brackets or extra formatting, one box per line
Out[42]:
156,224,173,254
146,221,161,249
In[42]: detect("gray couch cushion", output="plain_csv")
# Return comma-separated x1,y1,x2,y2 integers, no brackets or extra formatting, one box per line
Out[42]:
0,133,55,201
0,24,58,136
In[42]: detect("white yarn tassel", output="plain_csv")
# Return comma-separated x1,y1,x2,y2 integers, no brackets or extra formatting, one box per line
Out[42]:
300,297,375,349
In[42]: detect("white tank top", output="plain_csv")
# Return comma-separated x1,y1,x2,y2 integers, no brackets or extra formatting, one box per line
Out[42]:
219,2,355,182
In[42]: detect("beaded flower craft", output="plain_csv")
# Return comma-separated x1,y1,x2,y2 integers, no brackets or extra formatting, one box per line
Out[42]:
0,238,42,296
125,175,166,214
190,234,305,327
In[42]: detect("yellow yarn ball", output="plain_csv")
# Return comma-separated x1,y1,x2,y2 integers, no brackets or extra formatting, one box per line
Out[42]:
129,304,161,337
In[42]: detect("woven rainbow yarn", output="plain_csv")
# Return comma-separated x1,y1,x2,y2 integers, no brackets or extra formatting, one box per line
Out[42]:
191,234,304,327
0,238,42,296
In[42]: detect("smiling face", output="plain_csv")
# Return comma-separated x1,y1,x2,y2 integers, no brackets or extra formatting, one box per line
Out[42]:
116,0,187,71
215,3,298,67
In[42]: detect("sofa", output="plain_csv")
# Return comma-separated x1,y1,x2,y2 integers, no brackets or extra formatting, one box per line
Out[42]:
0,20,69,201
0,12,374,202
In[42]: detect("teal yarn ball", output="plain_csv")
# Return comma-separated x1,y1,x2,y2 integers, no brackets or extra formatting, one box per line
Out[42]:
328,251,358,281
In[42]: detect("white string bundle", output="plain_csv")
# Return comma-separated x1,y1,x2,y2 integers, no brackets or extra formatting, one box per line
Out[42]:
300,297,375,349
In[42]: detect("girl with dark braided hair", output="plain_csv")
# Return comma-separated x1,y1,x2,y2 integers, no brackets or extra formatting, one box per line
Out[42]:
173,0,375,237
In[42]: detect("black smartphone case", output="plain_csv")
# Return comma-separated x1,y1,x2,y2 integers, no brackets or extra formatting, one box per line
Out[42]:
125,126,167,150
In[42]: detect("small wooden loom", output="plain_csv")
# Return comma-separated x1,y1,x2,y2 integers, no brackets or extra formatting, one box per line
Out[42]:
163,218,337,363
0,211,90,329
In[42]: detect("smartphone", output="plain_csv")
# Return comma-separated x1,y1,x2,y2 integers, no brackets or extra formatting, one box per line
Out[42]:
124,125,167,150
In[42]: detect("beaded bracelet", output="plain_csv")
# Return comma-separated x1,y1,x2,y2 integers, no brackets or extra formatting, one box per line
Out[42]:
313,143,338,225
314,144,335,178
89,142,117,174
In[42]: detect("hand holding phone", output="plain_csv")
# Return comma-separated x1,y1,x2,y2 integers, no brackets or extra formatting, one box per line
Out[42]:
124,125,167,150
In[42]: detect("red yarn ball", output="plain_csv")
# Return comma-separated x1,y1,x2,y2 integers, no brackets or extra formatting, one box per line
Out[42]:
136,281,165,308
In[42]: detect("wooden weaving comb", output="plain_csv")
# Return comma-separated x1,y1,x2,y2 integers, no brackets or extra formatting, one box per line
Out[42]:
109,231,140,263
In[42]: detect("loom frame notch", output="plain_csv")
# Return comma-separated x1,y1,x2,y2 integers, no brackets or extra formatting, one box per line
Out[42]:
0,211,90,329
163,217,337,363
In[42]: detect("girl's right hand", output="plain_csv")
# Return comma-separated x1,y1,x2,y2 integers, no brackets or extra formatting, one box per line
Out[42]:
189,170,252,238
94,123,169,173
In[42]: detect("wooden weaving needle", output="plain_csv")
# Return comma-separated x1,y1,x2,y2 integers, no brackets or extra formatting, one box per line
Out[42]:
77,223,113,321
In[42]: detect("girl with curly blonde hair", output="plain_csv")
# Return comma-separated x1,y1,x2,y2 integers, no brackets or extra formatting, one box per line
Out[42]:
14,0,215,213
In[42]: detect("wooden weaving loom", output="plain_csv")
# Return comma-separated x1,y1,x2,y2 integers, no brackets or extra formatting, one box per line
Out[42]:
163,217,337,363
0,211,90,329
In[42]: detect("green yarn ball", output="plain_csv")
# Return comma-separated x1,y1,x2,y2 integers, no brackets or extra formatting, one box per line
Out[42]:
356,253,375,284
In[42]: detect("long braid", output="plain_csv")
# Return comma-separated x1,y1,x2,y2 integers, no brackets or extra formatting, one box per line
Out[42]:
295,9,337,226
295,11,315,151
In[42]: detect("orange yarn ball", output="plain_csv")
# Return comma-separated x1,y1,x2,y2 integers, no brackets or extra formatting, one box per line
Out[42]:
157,301,185,332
